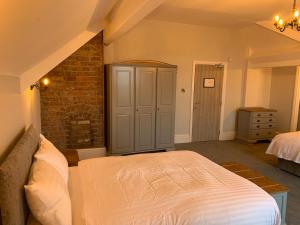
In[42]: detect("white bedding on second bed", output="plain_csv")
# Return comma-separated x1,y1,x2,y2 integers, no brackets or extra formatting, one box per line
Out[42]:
266,131,300,163
74,151,280,225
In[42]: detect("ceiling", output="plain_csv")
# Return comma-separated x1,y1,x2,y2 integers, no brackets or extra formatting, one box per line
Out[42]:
0,0,116,77
0,0,298,80
148,0,293,28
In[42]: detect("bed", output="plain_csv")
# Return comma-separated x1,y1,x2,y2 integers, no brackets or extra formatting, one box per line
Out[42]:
0,126,281,225
266,131,300,176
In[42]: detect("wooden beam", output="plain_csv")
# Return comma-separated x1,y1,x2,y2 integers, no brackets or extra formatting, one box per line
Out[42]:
256,20,300,42
104,0,165,44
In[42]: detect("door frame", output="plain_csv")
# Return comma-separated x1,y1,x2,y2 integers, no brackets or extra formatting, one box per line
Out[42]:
290,66,300,131
189,61,228,142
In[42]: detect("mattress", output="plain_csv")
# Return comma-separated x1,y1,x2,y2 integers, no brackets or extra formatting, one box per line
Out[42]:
76,151,280,225
266,131,300,163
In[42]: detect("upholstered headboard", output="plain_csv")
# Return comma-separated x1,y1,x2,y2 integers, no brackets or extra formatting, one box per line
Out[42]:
0,126,39,225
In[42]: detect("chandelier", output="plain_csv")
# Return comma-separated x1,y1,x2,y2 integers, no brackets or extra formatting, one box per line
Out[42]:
274,0,300,32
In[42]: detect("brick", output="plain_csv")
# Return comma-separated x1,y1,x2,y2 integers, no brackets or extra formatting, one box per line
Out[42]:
40,32,104,151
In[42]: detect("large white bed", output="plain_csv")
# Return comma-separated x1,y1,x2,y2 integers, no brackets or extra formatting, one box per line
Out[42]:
67,151,280,225
0,127,281,225
266,131,300,163
266,131,300,176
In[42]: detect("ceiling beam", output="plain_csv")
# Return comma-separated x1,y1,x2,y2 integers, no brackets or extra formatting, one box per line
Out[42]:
256,20,300,42
104,0,165,45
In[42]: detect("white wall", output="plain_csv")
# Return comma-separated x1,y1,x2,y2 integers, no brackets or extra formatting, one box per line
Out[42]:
244,68,272,108
105,19,247,142
0,76,40,162
269,66,296,132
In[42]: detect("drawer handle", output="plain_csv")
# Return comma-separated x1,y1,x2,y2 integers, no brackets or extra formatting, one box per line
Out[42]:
269,119,272,122
256,125,260,128
269,125,272,127
256,133,260,136
268,132,272,135
257,114,261,117
257,120,260,122
270,114,273,116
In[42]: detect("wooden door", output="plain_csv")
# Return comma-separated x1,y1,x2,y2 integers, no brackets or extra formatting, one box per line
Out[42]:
192,64,223,142
135,67,157,151
156,68,177,149
111,66,135,153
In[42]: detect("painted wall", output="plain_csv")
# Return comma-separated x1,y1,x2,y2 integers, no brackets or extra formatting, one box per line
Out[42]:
269,66,296,132
0,76,41,162
244,68,272,108
238,25,300,57
104,19,247,142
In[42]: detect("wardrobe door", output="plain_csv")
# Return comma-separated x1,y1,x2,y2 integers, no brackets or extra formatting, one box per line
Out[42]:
135,67,157,151
111,66,135,154
156,68,177,149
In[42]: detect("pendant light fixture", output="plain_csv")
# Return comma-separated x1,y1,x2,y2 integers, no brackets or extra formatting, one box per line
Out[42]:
274,0,300,32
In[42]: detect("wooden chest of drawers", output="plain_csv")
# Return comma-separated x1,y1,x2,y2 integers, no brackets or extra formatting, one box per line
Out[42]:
236,107,277,143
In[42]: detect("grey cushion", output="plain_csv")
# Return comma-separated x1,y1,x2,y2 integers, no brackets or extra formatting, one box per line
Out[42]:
0,126,39,225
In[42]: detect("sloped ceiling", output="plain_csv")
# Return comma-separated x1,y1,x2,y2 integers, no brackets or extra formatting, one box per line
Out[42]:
0,0,117,83
148,0,292,28
3,0,300,91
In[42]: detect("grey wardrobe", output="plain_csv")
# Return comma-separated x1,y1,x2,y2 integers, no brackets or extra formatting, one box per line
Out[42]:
105,61,177,154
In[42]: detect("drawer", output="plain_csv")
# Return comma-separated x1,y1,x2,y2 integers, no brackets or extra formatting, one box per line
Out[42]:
252,112,277,118
250,129,275,139
251,123,276,129
252,117,276,124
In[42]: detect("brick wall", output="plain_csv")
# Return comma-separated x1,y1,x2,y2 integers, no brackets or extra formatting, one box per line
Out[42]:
40,32,104,151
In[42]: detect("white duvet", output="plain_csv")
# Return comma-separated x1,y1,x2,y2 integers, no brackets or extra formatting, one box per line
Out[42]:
266,131,300,163
75,151,280,225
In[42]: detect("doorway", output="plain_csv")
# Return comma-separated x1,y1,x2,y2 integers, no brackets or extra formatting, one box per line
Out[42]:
191,64,225,142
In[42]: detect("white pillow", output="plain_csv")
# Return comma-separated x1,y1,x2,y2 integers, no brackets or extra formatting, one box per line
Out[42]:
35,135,68,184
25,160,72,225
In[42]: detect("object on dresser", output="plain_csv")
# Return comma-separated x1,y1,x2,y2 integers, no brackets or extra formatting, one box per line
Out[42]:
236,107,277,143
62,150,79,167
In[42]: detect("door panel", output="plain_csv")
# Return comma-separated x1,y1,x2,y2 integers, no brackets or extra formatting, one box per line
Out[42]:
112,66,134,153
156,68,176,149
135,67,156,151
192,64,223,142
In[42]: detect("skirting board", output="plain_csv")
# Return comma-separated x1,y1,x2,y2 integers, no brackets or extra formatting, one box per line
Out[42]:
77,147,106,160
175,134,190,144
219,131,236,141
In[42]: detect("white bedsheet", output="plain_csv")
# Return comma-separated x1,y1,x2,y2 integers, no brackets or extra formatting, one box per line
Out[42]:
266,131,300,163
77,151,280,225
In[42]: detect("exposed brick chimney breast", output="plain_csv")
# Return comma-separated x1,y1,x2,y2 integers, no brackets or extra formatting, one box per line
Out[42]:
40,32,104,151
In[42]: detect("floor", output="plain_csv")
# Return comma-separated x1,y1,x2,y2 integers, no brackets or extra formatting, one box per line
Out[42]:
176,141,300,225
